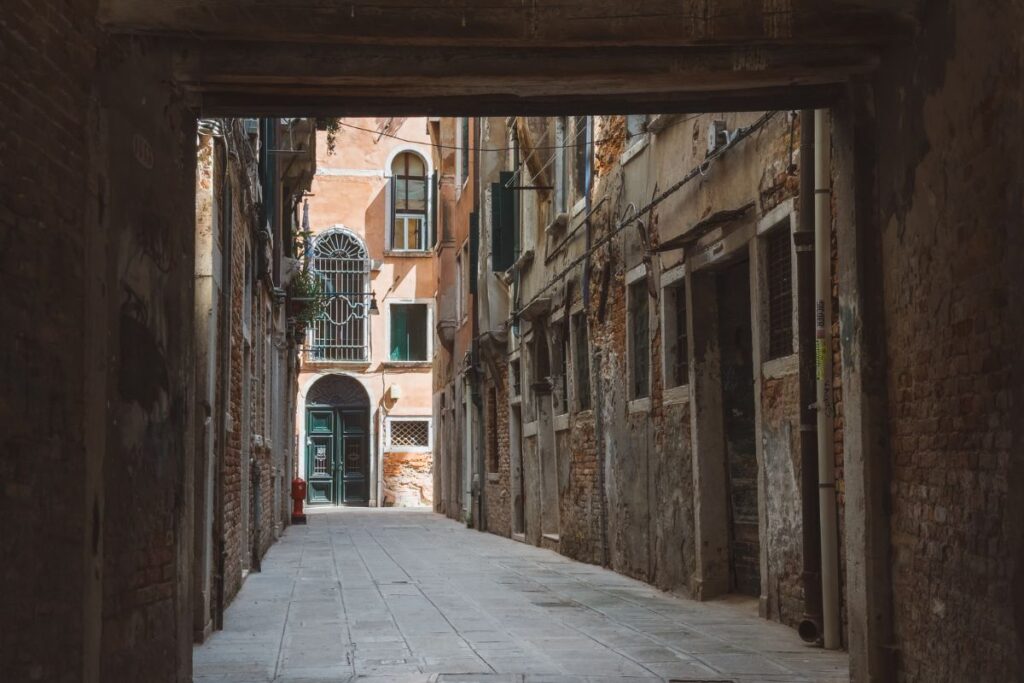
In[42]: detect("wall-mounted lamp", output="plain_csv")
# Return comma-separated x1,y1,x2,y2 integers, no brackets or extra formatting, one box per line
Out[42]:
369,293,379,315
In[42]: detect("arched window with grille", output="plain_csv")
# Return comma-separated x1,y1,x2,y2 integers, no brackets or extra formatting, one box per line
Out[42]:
308,229,370,362
387,151,434,251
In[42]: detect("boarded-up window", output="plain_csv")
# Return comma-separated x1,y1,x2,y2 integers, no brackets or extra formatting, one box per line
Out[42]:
766,227,793,359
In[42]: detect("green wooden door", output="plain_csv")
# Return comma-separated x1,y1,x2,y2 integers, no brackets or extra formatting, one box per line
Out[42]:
306,407,370,506
306,409,338,504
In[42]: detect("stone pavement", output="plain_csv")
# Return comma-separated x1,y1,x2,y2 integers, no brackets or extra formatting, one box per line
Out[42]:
194,508,848,683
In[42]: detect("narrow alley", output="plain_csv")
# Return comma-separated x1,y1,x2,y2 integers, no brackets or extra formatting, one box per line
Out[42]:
195,508,846,683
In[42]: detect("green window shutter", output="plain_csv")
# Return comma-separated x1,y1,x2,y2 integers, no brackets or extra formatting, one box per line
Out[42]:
469,212,479,294
430,169,438,249
491,171,515,271
390,305,408,360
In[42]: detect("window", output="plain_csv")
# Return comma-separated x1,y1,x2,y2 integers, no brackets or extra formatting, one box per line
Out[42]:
555,324,569,415
389,303,429,361
390,152,429,251
455,250,464,323
385,417,431,452
766,227,794,359
626,114,647,140
571,311,591,410
554,117,569,214
487,386,499,473
573,116,592,203
457,117,470,187
510,358,522,397
628,279,650,399
308,229,370,362
663,281,689,388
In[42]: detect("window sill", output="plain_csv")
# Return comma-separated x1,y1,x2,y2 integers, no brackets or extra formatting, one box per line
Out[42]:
553,413,569,432
487,472,501,483
628,397,652,413
647,113,683,134
509,395,523,406
620,134,649,165
302,359,371,370
542,533,560,542
384,446,431,454
522,420,538,437
663,384,690,406
382,360,432,370
762,353,798,379
385,249,433,258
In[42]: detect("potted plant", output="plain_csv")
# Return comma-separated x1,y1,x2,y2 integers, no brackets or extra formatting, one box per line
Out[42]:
285,229,327,333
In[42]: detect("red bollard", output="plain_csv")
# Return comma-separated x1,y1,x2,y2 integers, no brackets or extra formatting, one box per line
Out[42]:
291,477,307,525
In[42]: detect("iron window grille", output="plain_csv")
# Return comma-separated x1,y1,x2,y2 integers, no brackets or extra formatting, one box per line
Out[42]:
766,227,794,359
668,283,689,387
306,230,371,362
386,418,431,451
629,279,650,399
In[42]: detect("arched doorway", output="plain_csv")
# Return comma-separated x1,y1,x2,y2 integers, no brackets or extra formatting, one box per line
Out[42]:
304,374,371,506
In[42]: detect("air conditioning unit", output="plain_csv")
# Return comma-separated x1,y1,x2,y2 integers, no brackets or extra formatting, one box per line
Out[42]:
707,120,729,156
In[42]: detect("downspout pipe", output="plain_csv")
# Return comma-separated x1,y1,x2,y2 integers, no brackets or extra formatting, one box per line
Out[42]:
797,111,824,644
814,109,841,650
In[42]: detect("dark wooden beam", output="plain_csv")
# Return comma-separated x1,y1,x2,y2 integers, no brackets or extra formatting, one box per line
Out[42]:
101,0,915,48
193,84,844,118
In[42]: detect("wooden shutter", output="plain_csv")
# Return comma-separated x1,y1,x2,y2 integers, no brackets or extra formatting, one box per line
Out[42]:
430,170,439,249
469,212,479,294
384,175,395,251
491,171,515,271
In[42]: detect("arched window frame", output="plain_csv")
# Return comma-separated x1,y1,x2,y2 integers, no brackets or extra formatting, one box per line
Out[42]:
384,148,435,253
307,227,372,363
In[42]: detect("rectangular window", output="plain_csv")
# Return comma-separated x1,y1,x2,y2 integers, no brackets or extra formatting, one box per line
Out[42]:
510,358,522,397
460,242,470,321
573,116,592,202
487,386,499,473
557,326,569,415
664,282,689,388
392,214,426,251
554,117,569,214
571,311,591,410
389,303,429,361
626,114,647,140
455,251,464,323
629,279,650,399
766,227,794,359
459,117,470,186
386,417,431,451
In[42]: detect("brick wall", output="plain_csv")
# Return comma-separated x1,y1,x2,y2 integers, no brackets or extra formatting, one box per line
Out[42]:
383,451,434,506
0,0,100,679
872,2,1023,678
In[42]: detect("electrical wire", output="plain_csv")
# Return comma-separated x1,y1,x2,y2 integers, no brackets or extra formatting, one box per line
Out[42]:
513,111,780,315
334,118,681,154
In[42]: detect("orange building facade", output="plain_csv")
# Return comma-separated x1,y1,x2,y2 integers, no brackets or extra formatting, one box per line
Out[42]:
296,118,436,507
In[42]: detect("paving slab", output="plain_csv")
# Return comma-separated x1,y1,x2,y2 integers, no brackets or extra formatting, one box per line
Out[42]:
194,508,848,682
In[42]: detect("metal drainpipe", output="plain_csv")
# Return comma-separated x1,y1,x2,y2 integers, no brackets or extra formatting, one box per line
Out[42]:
814,109,841,649
214,134,233,631
796,110,824,644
